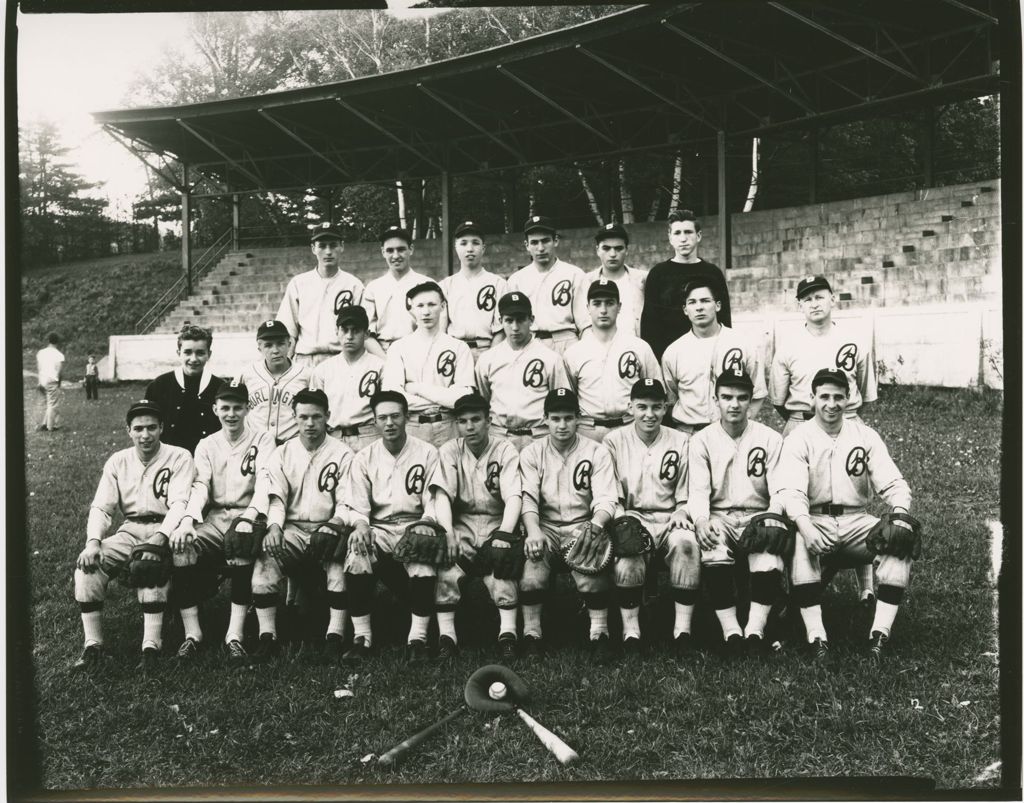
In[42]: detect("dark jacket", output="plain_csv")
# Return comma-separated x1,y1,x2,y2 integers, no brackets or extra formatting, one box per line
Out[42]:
640,259,731,360
145,366,226,455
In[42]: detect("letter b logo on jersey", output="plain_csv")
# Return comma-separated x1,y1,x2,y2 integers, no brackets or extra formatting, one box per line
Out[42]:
618,351,640,380
318,462,340,493
722,348,744,374
153,468,171,504
846,447,869,477
405,465,426,495
836,343,858,372
477,285,496,312
358,370,379,399
436,350,456,379
334,290,354,314
572,460,593,491
485,461,501,495
659,451,680,482
241,446,258,477
747,447,767,478
522,359,546,389
551,279,572,307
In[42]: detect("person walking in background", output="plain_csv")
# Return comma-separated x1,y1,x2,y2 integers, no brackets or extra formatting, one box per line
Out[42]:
85,355,100,400
36,332,65,431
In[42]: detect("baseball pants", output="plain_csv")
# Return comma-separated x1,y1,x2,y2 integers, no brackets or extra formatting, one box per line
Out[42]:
74,521,169,605
171,507,253,568
293,352,338,369
578,417,629,444
520,521,611,594
700,510,786,573
535,330,579,356
251,522,346,595
406,414,457,448
329,422,378,453
790,512,911,589
612,511,701,590
343,523,436,579
490,422,548,452
435,513,517,608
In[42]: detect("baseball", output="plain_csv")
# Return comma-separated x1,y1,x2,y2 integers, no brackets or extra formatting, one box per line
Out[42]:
488,681,508,700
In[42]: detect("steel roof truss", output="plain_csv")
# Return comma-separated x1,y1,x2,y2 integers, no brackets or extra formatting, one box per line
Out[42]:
257,110,350,179
937,0,999,26
417,84,527,163
496,65,616,145
102,126,185,192
176,119,264,187
334,98,446,172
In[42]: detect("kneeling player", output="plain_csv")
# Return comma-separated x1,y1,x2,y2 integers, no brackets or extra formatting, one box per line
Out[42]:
73,400,194,669
688,369,788,658
433,393,523,658
519,389,618,655
604,379,699,654
777,369,920,661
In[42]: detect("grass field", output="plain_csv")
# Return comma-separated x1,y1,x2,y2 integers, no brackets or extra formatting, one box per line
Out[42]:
18,380,1004,793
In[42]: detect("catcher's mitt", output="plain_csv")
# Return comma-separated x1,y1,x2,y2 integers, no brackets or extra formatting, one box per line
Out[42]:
560,522,613,576
309,521,353,563
123,541,172,588
866,512,923,560
608,516,654,558
737,512,796,556
464,664,531,714
394,519,448,565
478,529,525,580
223,514,268,561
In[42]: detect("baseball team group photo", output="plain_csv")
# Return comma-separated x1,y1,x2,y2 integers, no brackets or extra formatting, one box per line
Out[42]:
15,2,1011,797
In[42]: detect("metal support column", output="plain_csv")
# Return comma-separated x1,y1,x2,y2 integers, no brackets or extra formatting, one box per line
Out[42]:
717,131,731,271
808,128,819,204
920,105,935,187
181,162,192,295
231,193,240,251
440,170,452,276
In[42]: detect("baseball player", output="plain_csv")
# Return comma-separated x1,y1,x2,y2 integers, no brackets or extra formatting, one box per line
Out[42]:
145,324,226,454
564,279,662,443
341,390,453,663
309,305,384,453
641,210,732,360
168,380,276,662
603,379,699,654
249,388,356,661
440,220,507,358
775,369,917,661
506,215,587,355
662,281,766,434
73,399,194,670
276,223,367,368
518,388,619,656
581,223,646,336
432,393,523,659
475,292,571,451
239,319,312,446
363,225,430,352
688,369,787,657
382,281,475,447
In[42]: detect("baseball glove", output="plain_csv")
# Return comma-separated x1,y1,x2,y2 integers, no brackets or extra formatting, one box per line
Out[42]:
309,521,353,563
608,516,654,558
866,512,923,560
123,541,172,588
478,529,525,580
464,664,531,714
560,522,613,576
394,519,448,566
737,512,796,556
223,514,268,561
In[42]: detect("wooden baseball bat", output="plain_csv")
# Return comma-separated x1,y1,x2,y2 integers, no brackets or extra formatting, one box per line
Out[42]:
377,705,467,766
515,707,580,766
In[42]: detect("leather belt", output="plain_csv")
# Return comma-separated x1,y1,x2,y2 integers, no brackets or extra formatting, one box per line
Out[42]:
415,413,445,424
126,514,163,524
506,426,544,437
463,338,492,349
534,331,553,339
788,411,814,421
591,417,626,428
810,504,862,515
330,422,373,437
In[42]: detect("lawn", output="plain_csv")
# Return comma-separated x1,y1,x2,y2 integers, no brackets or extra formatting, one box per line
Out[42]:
16,381,1004,794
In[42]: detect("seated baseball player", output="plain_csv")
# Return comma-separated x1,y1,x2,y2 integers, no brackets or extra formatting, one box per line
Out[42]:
382,281,475,447
603,379,699,655
432,393,524,659
250,388,356,661
564,278,661,443
475,291,570,451
341,390,455,663
309,305,383,453
519,388,619,656
363,225,430,352
73,399,194,670
440,220,507,359
688,369,789,658
239,319,311,446
169,380,276,662
776,369,920,661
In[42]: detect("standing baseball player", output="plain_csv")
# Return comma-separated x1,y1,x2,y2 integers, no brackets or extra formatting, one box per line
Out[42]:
662,282,766,434
603,379,699,654
276,223,367,368
641,210,732,360
775,369,919,661
518,388,619,656
249,388,356,660
432,393,523,659
341,390,454,662
475,292,570,451
382,281,475,447
239,319,312,446
688,369,788,658
73,399,194,670
581,223,647,336
36,332,65,431
169,380,276,662
363,225,430,352
309,305,383,453
506,216,587,355
564,279,662,443
440,220,507,359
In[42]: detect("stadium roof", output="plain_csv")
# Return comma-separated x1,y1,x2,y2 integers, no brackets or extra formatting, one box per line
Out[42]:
94,1,1003,195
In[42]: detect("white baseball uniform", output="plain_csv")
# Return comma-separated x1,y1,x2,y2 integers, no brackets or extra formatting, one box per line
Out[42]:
276,269,366,360
239,360,312,444
440,269,507,353
363,269,429,347
308,351,383,452
579,267,647,336
506,259,587,352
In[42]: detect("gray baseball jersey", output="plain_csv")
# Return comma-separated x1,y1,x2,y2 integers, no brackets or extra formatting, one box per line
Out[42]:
519,435,618,526
436,436,521,521
579,267,647,336
363,269,430,344
475,337,570,429
506,259,587,336
185,424,277,520
382,331,475,413
439,270,507,343
239,360,312,443
564,330,662,420
308,351,383,428
266,436,355,527
276,269,366,356
604,425,689,514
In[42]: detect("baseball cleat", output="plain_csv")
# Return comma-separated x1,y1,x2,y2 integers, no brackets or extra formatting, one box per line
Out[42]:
809,637,831,663
497,633,517,660
252,633,279,662
72,643,105,671
589,633,613,662
867,630,888,661
622,636,643,656
137,646,160,672
324,633,345,662
673,632,696,659
405,638,428,663
437,635,459,661
176,637,200,661
225,639,248,663
744,634,767,658
521,634,545,658
724,633,745,660
860,591,877,607
342,636,371,663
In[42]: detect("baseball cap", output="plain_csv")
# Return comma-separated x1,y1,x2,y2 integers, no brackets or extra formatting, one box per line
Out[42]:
523,215,557,235
453,220,485,239
594,222,629,245
336,304,369,329
216,379,249,404
797,275,832,299
291,388,330,412
630,378,667,401
498,291,532,317
453,393,490,416
369,389,408,413
715,367,755,393
310,222,344,243
126,398,163,425
406,280,445,305
544,388,579,415
380,224,413,245
811,368,850,393
587,278,620,302
256,319,290,340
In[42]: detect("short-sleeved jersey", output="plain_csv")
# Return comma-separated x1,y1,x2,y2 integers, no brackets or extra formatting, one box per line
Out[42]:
308,351,383,428
604,425,689,515
345,436,444,529
475,337,570,429
266,436,355,526
775,419,911,519
90,444,194,523
506,259,587,336
519,435,618,527
662,325,767,426
436,436,521,520
363,269,429,344
382,331,475,413
239,360,312,443
769,320,878,415
564,329,662,419
276,269,366,355
579,267,647,336
686,421,782,522
185,424,277,520
440,270,508,341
